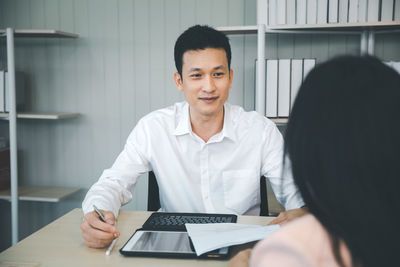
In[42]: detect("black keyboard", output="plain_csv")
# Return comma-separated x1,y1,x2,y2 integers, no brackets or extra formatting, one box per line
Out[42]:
142,212,238,231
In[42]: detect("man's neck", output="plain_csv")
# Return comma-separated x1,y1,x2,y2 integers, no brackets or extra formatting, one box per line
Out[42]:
189,108,224,143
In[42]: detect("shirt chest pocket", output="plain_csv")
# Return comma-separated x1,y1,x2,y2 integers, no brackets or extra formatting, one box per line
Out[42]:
222,169,259,215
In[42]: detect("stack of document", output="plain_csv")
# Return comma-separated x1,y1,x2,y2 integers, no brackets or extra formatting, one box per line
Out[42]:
263,0,399,25
257,58,316,118
185,223,280,256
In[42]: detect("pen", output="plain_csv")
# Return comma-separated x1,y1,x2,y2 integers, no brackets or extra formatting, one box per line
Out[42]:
106,238,117,256
92,205,118,255
93,205,106,222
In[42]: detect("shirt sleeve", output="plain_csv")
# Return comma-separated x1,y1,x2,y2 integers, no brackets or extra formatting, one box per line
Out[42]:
82,119,151,218
260,122,304,210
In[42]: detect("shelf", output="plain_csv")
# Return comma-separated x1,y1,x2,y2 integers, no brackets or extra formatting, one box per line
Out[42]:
0,29,79,38
0,112,80,120
215,25,258,34
217,21,400,35
0,186,80,202
270,118,288,124
268,21,400,31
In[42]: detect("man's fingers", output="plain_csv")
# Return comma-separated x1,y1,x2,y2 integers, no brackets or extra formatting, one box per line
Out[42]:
81,220,115,248
91,218,116,232
82,227,113,242
103,211,116,225
84,211,116,233
268,208,308,225
268,217,280,225
82,232,113,248
268,212,286,225
81,219,115,240
84,223,115,240
81,210,120,248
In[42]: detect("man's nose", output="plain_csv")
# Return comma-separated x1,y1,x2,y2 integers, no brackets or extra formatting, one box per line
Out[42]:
202,75,216,93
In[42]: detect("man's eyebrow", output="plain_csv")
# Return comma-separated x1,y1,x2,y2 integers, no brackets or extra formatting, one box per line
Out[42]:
188,67,201,72
214,65,226,70
188,65,227,73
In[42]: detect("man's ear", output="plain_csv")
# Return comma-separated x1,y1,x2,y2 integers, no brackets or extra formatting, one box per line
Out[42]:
174,72,184,92
229,69,234,89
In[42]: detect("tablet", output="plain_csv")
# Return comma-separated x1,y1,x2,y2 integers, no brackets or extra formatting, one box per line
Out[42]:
120,229,229,259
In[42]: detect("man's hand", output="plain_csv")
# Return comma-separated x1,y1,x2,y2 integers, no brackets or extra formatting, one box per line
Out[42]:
268,207,308,225
80,209,120,248
228,249,252,267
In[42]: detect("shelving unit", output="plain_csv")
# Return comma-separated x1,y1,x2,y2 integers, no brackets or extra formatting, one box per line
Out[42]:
0,29,79,38
0,112,80,120
268,21,400,31
0,28,79,245
217,7,400,117
0,186,80,202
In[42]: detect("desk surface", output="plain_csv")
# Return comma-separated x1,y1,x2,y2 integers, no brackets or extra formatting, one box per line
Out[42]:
0,209,274,267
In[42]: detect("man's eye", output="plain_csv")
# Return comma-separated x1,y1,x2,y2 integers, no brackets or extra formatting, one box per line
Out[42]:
214,72,224,77
190,73,201,78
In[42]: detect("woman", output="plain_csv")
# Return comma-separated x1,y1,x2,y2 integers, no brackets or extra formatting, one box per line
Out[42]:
229,56,400,267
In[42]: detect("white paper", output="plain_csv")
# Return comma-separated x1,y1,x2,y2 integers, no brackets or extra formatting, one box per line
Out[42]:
185,223,280,256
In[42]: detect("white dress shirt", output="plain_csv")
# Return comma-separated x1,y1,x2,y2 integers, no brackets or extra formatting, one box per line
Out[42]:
82,102,304,217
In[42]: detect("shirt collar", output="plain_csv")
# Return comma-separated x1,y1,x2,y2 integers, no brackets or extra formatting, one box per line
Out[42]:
173,102,191,136
173,102,237,143
220,103,237,142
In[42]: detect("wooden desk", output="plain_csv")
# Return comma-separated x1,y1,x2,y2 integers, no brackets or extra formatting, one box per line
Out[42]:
0,209,274,267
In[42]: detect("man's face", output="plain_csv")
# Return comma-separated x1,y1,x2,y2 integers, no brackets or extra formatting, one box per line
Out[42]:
174,48,233,121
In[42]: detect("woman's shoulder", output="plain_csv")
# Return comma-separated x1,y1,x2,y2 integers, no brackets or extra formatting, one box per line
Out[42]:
250,215,342,267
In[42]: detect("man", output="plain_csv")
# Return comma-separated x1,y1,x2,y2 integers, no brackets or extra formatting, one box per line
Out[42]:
80,25,307,248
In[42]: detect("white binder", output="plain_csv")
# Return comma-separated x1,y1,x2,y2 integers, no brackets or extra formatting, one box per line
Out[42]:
290,59,303,109
266,59,278,117
278,59,291,117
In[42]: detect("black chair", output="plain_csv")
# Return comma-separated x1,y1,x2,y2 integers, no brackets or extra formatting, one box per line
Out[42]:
147,171,161,212
147,171,270,216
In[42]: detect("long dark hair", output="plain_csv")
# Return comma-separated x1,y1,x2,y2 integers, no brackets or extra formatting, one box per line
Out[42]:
284,55,400,267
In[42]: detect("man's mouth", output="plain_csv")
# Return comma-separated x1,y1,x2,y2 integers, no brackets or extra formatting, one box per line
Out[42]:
199,96,219,103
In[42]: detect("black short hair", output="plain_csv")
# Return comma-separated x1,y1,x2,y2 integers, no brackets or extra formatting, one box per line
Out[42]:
285,55,400,267
174,25,231,77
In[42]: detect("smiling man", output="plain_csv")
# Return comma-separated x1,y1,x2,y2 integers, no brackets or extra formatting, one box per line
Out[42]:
80,25,307,248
